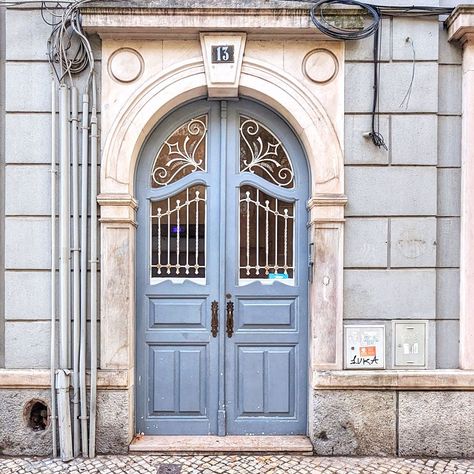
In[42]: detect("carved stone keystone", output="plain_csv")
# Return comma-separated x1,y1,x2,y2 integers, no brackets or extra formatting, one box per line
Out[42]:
200,33,247,98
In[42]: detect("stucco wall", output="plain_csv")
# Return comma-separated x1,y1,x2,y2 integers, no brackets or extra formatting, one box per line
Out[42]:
344,18,461,369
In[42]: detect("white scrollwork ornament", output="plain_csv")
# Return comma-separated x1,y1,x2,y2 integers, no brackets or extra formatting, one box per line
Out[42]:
240,117,294,188
151,116,208,187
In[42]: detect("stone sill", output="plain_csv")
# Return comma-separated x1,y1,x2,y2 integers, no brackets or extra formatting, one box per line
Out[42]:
313,370,474,391
0,369,130,389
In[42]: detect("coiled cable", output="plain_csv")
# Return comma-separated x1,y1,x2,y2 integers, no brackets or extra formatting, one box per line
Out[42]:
310,0,381,40
310,0,387,149
43,0,94,84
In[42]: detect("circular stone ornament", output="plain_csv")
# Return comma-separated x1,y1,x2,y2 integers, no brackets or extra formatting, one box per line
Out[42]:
108,48,144,83
303,49,339,84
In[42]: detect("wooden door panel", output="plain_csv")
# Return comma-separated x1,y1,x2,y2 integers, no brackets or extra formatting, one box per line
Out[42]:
149,297,207,329
237,298,296,330
149,345,207,415
237,346,295,416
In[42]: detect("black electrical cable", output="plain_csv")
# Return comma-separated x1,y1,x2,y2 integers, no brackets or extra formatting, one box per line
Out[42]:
310,0,387,149
310,0,381,40
284,0,454,149
368,27,387,150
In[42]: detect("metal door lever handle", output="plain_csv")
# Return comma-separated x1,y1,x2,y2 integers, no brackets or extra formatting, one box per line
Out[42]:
211,300,219,337
226,301,234,338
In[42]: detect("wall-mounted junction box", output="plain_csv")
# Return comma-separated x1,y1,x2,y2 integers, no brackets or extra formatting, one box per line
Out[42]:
393,320,427,368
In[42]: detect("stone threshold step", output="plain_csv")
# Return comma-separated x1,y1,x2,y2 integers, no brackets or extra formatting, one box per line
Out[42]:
130,435,313,454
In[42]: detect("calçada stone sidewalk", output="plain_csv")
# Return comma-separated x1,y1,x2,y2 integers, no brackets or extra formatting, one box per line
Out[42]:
2,455,474,473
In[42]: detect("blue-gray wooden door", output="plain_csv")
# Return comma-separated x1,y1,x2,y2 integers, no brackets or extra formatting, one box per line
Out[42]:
136,99,308,436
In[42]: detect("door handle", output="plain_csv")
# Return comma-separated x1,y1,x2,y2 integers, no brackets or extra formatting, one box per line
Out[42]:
211,300,219,337
226,301,234,338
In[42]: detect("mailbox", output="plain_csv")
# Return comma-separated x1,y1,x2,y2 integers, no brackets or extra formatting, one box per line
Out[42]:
393,320,427,368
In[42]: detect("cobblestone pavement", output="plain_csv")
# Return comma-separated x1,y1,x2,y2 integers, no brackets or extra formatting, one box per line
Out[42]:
2,455,474,474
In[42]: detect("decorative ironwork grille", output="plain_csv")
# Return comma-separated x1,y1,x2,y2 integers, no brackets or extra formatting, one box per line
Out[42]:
240,116,294,189
151,115,208,187
150,185,206,278
239,185,294,279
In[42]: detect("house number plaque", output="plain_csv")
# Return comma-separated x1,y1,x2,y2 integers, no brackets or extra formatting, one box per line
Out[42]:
212,45,234,63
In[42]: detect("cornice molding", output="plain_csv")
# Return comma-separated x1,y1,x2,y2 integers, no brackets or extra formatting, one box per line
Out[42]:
97,193,138,209
307,194,348,209
81,5,361,39
446,5,474,43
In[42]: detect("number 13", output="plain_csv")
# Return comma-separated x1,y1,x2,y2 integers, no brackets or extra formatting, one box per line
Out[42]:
216,46,230,62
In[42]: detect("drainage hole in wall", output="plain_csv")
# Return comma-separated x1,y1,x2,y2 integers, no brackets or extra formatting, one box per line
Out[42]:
24,400,49,431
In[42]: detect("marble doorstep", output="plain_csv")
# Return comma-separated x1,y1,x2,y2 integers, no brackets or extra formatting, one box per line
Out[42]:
129,435,314,454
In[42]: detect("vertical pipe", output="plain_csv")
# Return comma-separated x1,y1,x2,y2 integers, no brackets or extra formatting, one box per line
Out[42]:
56,370,73,460
50,78,58,458
79,90,89,457
88,74,98,457
58,83,73,461
71,86,80,457
59,83,70,371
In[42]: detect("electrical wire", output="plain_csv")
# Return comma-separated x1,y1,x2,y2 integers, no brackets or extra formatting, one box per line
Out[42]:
310,0,387,148
310,0,381,40
399,36,415,110
42,0,94,84
285,0,453,149
369,26,387,150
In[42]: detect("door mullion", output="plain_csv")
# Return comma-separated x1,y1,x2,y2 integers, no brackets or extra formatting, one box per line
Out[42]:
217,100,228,436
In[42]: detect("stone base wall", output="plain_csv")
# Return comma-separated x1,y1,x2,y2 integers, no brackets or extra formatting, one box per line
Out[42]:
311,390,474,457
3,387,474,457
0,389,130,456
0,389,53,456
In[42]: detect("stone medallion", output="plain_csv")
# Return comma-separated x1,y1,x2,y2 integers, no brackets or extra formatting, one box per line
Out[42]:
108,48,144,83
303,49,339,84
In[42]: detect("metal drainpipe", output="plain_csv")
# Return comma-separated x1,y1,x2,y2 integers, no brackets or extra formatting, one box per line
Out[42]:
50,78,58,458
57,83,73,461
79,89,90,457
88,74,98,458
71,86,81,457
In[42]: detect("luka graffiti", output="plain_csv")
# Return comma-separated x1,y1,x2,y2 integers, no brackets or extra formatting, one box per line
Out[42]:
344,325,385,369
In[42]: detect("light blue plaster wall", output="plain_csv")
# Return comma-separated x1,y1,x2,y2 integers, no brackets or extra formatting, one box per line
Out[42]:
344,16,462,369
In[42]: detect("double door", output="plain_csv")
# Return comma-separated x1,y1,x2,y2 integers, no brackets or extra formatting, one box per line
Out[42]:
136,99,308,435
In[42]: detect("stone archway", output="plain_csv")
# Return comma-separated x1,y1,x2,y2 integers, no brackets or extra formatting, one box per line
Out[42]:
98,54,346,443
101,57,343,196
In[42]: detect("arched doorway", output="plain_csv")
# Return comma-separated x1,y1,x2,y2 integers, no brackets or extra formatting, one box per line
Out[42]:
135,98,310,436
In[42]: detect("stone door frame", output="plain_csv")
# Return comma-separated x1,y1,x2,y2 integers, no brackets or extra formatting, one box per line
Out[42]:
92,23,346,442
